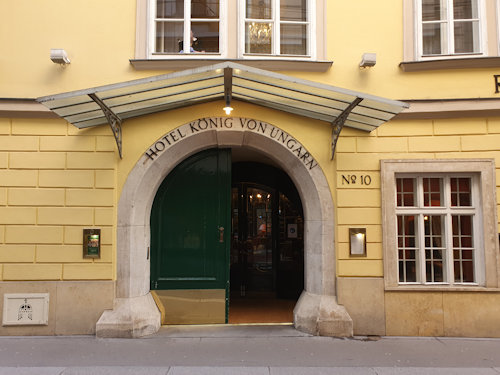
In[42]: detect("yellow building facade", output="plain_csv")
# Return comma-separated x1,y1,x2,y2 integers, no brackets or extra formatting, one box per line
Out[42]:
0,0,499,337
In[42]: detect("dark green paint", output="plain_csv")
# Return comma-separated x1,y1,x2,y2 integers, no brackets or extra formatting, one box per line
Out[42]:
150,148,231,294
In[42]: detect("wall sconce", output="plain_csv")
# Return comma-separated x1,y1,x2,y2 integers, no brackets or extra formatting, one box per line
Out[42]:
359,53,376,68
50,49,70,65
349,228,367,256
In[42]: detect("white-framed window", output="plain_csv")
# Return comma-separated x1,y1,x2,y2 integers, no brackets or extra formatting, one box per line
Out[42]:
239,0,314,58
381,159,499,290
498,0,500,52
142,0,320,61
149,0,225,56
395,174,481,285
416,0,486,58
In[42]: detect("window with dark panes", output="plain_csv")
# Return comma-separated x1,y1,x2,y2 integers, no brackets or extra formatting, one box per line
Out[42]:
147,0,318,59
420,0,482,56
154,0,221,54
395,175,478,284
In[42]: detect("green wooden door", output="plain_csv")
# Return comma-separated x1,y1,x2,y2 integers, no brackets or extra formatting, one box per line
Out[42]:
150,148,231,295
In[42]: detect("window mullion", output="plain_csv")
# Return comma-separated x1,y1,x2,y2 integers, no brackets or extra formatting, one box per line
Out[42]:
446,212,455,283
274,0,280,55
447,0,454,54
307,0,314,58
472,176,483,285
239,0,245,57
417,0,423,58
416,177,424,283
418,213,426,283
217,1,223,56
183,0,191,54
444,177,452,284
150,0,158,55
416,176,423,207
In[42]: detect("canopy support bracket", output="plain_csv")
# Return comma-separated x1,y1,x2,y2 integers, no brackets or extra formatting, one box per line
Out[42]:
331,97,363,160
89,93,123,159
224,67,233,107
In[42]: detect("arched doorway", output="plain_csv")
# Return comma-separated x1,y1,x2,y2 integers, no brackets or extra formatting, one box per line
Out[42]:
149,150,304,324
96,118,352,338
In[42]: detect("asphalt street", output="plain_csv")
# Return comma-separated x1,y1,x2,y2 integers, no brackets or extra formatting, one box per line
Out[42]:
0,325,499,374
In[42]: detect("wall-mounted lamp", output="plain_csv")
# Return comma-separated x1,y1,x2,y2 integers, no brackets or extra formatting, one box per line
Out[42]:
50,49,70,65
349,228,367,256
223,98,233,115
359,53,376,68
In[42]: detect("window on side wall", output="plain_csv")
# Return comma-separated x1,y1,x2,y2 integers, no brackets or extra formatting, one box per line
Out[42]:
417,0,485,59
241,0,312,58
381,160,499,290
150,0,223,55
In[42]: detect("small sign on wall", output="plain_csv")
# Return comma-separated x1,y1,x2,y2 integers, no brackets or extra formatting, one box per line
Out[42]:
287,224,298,238
3,293,49,326
83,228,101,259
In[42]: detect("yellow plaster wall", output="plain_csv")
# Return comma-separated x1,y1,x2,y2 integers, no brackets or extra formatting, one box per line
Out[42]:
1,1,500,100
0,0,143,98
94,106,500,280
0,118,117,281
116,101,335,198
0,103,339,284
1,109,500,283
335,116,500,277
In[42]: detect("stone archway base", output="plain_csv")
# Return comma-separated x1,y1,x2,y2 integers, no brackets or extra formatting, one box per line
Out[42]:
95,290,353,338
96,293,160,338
294,291,353,337
98,118,354,338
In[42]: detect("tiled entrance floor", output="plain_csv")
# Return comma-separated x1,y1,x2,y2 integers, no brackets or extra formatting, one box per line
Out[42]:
228,298,295,324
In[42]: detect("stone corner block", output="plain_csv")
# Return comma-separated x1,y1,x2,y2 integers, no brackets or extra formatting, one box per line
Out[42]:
95,293,161,338
293,291,353,338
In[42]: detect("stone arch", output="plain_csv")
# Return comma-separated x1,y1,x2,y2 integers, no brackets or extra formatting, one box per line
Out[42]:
96,118,352,338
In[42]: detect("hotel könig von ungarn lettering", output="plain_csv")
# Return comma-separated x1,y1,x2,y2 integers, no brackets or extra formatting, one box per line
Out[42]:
144,117,318,171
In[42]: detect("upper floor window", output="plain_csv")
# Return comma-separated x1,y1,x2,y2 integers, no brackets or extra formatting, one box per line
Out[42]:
242,0,310,56
143,0,320,60
152,0,223,55
417,0,485,58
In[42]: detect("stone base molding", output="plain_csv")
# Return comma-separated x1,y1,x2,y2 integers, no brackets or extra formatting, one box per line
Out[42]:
0,281,114,336
294,291,353,337
96,293,161,338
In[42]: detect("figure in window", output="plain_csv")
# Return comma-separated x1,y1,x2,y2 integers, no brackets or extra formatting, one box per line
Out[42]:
179,31,205,53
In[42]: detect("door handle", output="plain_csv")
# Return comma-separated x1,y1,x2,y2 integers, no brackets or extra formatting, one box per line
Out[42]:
219,226,224,243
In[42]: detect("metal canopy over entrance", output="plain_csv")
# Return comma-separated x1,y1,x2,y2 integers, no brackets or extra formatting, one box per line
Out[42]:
36,62,408,159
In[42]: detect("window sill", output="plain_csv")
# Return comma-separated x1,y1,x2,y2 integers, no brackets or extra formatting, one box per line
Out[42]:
394,98,500,120
129,58,333,72
386,286,500,292
399,56,500,72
